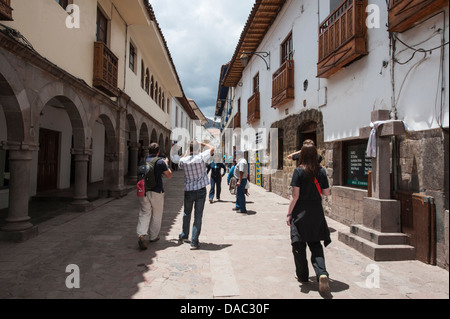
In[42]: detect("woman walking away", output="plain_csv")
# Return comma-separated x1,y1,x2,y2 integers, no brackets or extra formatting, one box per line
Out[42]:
286,144,331,293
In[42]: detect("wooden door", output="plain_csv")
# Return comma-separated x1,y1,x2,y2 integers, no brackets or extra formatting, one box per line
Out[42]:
37,128,59,192
396,191,436,265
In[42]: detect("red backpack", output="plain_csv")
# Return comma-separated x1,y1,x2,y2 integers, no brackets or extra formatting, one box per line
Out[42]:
137,178,146,198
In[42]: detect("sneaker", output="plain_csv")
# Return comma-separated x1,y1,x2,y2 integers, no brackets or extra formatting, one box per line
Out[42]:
319,275,330,293
178,235,190,243
232,207,240,211
138,236,147,251
190,245,200,250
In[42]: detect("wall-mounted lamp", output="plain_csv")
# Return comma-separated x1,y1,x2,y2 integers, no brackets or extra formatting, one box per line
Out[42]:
240,51,270,70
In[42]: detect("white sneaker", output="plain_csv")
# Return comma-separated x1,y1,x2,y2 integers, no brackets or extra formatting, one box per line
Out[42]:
319,275,330,293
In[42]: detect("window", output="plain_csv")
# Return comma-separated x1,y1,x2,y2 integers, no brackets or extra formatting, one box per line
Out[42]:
343,140,372,188
150,76,154,99
96,8,108,44
145,69,150,94
56,0,69,9
253,73,260,93
281,33,293,63
141,60,145,89
129,42,137,73
330,0,342,12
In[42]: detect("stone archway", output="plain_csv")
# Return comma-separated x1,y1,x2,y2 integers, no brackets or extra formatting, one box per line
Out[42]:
268,109,325,199
151,129,157,144
126,114,139,183
0,72,37,238
139,122,150,161
158,133,165,156
35,84,91,211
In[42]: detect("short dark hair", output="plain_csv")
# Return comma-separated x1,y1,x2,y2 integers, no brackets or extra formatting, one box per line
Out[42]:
149,143,160,156
189,141,200,154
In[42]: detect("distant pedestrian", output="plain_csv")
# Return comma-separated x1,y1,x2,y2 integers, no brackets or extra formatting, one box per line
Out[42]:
232,150,248,213
178,141,215,250
286,144,331,293
227,160,237,195
137,143,172,250
207,155,226,203
287,139,323,165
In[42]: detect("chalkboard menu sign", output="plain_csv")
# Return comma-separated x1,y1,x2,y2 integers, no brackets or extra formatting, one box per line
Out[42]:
346,143,372,187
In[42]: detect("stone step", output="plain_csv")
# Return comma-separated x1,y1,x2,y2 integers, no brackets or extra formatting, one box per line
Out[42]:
350,224,410,245
338,231,415,262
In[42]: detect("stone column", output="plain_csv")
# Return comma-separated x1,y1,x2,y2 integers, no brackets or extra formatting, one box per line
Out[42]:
360,110,405,232
0,141,39,242
128,142,139,184
102,152,127,198
69,148,93,212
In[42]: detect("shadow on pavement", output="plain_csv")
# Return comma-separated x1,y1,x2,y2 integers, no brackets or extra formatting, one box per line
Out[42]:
299,276,350,299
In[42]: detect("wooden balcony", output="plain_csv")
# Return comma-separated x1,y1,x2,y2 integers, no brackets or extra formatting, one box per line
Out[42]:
0,0,13,21
317,0,368,78
389,0,448,33
272,60,295,109
234,112,241,129
93,42,119,97
247,92,260,124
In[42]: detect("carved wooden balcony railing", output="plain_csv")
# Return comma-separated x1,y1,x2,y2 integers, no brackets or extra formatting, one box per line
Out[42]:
317,0,368,78
93,42,119,97
247,92,260,124
234,112,241,129
0,0,13,21
272,60,295,109
389,0,448,33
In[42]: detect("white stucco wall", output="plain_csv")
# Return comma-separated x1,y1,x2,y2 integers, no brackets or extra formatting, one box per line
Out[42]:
230,0,449,146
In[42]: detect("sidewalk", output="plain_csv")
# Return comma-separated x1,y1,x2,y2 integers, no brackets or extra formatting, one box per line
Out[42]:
0,170,448,299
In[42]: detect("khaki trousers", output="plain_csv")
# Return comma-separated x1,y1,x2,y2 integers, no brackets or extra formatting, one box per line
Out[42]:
136,191,165,240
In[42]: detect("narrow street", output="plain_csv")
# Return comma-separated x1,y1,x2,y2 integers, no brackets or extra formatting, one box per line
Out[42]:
0,170,448,300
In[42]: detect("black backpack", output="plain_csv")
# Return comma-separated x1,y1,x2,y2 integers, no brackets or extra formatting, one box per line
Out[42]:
137,157,159,196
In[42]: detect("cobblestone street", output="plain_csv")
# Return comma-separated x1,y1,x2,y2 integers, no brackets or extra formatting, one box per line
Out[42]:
0,171,448,300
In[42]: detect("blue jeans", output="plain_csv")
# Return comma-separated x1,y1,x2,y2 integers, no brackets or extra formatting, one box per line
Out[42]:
180,187,207,247
235,178,247,213
209,177,222,200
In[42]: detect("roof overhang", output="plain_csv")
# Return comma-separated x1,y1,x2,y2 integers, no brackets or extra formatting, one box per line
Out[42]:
222,0,286,87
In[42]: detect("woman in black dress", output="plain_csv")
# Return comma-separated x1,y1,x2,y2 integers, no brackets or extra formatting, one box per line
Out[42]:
286,144,331,293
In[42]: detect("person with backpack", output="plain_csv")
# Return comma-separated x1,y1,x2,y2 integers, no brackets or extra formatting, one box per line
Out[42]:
286,143,331,293
136,143,172,250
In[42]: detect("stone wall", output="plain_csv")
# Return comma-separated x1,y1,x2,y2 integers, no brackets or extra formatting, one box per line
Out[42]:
328,186,367,226
397,128,449,270
266,109,325,200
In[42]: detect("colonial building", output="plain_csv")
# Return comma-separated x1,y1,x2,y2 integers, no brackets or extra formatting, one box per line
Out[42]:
0,0,191,241
217,0,448,269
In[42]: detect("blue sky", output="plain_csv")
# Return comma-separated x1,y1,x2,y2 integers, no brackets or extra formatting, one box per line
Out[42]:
151,0,255,120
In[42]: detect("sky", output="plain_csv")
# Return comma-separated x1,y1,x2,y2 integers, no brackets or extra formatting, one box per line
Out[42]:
151,0,255,120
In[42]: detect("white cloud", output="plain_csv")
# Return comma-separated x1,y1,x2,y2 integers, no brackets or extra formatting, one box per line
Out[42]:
150,0,254,119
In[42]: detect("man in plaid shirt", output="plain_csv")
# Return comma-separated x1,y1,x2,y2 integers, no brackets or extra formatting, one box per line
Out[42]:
178,141,215,250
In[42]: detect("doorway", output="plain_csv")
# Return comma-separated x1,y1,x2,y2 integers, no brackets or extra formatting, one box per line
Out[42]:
297,122,317,149
37,128,60,192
